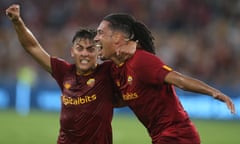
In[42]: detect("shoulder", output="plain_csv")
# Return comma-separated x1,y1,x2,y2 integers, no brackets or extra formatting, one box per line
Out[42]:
98,60,113,69
93,60,113,75
51,57,70,65
129,49,164,67
129,50,171,85
51,56,74,73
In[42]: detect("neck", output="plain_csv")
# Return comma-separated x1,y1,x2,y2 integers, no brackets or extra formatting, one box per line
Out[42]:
111,54,130,67
76,65,97,76
76,70,94,76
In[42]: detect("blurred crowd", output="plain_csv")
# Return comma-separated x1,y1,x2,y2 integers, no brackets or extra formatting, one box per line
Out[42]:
1,0,240,93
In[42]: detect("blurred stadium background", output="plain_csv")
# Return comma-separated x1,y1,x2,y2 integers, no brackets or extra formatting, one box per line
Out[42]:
0,0,240,143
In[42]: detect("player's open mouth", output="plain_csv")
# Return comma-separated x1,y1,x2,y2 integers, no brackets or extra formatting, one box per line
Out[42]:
80,59,89,64
95,43,102,50
95,43,105,59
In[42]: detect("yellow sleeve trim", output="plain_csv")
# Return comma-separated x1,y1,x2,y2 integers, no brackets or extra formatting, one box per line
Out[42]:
162,65,172,71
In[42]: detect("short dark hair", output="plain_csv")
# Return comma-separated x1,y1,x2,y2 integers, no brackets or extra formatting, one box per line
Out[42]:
72,28,96,43
103,13,155,54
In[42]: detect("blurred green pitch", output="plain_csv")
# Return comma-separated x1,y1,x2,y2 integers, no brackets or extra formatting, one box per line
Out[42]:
0,110,239,144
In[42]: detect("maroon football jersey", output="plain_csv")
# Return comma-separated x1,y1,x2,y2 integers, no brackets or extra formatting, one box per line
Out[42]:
51,57,114,144
111,50,200,144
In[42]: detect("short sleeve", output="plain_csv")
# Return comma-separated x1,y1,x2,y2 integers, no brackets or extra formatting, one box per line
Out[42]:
133,50,172,85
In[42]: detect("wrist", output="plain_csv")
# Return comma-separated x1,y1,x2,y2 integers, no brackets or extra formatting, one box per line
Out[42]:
12,17,22,24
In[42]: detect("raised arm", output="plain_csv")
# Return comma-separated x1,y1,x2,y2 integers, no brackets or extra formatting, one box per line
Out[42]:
165,71,236,114
6,4,51,73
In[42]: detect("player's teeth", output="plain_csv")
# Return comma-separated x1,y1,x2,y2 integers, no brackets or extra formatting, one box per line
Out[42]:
95,44,102,49
81,60,88,64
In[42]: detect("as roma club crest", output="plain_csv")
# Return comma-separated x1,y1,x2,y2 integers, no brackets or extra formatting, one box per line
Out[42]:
86,78,95,87
64,83,71,89
116,80,120,87
127,75,133,85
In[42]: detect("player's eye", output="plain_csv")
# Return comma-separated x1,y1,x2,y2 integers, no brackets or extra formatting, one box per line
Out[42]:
86,46,96,53
97,30,104,35
75,46,84,52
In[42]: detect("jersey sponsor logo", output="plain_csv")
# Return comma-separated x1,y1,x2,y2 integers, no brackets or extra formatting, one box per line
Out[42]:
86,78,95,87
162,65,172,71
62,94,97,105
122,92,138,100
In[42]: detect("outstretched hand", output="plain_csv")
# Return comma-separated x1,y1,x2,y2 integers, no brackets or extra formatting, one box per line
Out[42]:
212,91,236,114
6,4,20,21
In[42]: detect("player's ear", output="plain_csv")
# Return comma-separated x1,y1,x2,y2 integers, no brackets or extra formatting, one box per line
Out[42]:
112,32,122,44
113,32,127,47
70,47,74,57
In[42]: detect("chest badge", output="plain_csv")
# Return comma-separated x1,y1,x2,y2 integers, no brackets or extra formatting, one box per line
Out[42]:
64,83,71,89
127,75,133,85
86,78,95,87
116,80,120,87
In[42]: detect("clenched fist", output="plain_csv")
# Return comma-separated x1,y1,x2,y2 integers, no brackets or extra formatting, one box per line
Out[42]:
6,4,21,22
